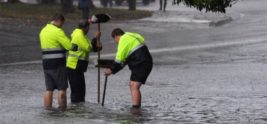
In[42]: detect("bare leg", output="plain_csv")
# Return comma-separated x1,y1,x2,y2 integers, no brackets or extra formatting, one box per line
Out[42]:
44,91,53,109
58,90,67,111
129,81,142,108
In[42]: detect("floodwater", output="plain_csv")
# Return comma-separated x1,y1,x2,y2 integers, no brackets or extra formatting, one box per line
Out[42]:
1,0,267,123
2,59,267,123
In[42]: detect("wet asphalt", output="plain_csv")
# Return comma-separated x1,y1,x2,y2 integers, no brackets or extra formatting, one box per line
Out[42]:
1,0,267,123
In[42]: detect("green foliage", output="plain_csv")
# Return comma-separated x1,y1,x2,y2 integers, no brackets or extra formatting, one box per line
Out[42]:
172,0,238,13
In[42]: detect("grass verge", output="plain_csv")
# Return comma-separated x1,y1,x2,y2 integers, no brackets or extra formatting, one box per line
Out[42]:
0,3,152,22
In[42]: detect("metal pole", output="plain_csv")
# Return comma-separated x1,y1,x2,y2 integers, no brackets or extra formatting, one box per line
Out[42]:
97,23,101,104
102,76,108,106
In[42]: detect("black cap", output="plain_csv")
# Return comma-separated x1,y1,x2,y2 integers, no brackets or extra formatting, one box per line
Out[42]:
78,20,89,29
51,13,65,21
111,28,124,38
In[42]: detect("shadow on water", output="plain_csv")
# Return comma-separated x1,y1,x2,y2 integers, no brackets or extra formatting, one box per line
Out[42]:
40,102,153,124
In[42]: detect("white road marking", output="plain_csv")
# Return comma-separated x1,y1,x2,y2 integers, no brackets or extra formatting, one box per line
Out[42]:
0,37,266,66
150,38,266,53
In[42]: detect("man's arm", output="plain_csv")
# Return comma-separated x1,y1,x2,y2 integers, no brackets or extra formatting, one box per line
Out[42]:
104,61,125,76
57,30,72,50
91,38,102,52
91,31,102,52
73,34,90,52
110,61,125,74
109,42,129,74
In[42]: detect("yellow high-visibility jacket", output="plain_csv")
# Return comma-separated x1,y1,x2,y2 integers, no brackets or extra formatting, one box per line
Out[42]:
66,29,94,72
115,32,145,63
111,32,153,74
39,23,71,69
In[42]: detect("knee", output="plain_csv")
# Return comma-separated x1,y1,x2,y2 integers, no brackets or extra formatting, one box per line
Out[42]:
59,90,66,97
129,81,141,90
44,91,53,96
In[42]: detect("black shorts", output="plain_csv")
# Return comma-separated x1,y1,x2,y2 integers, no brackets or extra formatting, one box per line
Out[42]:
44,66,68,91
130,61,153,84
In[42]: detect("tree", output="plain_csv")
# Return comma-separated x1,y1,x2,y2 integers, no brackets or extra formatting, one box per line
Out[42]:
172,0,238,13
143,0,150,5
128,0,136,11
89,0,96,9
60,0,74,14
115,0,124,5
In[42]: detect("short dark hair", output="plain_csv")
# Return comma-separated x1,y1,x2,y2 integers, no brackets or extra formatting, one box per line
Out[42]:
51,13,65,21
78,20,89,29
111,28,125,38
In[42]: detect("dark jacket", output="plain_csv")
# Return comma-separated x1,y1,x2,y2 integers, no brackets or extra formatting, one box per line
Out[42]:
111,45,153,74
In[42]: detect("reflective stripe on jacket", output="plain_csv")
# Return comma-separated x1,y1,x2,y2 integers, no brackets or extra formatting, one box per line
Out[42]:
39,24,71,69
66,29,92,72
111,32,153,74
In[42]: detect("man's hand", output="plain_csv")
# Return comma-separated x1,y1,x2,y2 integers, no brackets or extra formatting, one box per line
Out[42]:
95,31,102,51
104,68,112,76
88,18,93,24
97,42,102,51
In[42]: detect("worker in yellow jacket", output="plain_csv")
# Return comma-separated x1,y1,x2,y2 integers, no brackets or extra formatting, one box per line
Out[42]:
39,14,71,111
104,28,153,109
66,20,101,103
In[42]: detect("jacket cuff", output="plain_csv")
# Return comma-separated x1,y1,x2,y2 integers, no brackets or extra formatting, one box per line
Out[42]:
111,61,124,74
91,38,102,52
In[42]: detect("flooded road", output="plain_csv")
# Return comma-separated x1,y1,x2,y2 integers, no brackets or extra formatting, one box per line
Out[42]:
2,54,267,123
1,0,267,123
